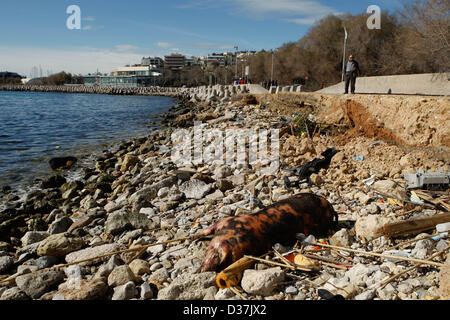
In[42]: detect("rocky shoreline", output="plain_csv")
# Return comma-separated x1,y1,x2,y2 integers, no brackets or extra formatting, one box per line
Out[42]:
0,84,251,105
0,89,449,301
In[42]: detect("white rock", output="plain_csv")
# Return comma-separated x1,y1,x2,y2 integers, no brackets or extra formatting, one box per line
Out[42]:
377,283,397,300
329,229,352,247
354,289,376,300
139,207,156,217
157,272,216,300
157,187,170,198
373,180,396,194
355,215,391,239
21,231,50,246
179,179,211,200
241,267,285,296
0,256,14,273
397,283,414,294
65,243,122,266
215,288,235,300
412,239,434,259
345,263,370,287
112,281,136,300
140,282,153,300
285,286,298,295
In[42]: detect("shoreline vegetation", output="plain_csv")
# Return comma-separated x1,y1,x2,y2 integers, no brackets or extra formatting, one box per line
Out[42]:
0,85,449,301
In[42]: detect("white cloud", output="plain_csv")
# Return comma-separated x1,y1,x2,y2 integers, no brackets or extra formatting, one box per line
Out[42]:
114,44,139,52
284,17,319,25
193,42,235,50
178,0,338,25
233,0,339,25
156,42,173,48
232,0,335,16
0,46,151,77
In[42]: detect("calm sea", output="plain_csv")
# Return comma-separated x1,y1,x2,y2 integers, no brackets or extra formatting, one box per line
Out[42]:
0,91,174,189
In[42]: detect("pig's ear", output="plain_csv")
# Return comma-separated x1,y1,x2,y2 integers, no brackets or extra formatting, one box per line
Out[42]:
218,242,232,265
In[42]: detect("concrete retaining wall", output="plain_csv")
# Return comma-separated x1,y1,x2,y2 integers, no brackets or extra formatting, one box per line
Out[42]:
316,73,450,96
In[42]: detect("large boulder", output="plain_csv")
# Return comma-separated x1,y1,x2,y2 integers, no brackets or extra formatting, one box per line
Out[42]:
16,270,65,299
157,272,216,300
241,267,285,296
49,157,77,170
37,233,85,257
179,179,211,200
55,279,108,300
105,210,155,235
65,243,123,266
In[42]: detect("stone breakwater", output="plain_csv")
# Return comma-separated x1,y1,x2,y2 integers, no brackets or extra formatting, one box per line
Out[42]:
0,92,449,301
0,84,251,104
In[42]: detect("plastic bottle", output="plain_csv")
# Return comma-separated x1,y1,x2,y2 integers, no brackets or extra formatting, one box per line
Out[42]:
436,222,450,233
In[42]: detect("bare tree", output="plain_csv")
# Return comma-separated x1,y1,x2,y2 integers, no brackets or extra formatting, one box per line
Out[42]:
397,0,450,72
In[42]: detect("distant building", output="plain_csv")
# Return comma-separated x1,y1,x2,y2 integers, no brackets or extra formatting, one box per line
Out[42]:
224,52,236,66
206,54,226,67
141,57,164,70
164,54,186,70
83,65,161,87
185,56,201,67
113,66,154,76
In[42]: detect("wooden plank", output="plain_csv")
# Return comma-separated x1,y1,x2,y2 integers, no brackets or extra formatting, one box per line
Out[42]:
380,213,450,237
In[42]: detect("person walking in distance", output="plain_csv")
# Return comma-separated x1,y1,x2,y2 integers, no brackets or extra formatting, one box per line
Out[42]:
344,54,360,94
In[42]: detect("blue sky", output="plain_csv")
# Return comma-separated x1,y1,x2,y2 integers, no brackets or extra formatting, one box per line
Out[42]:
0,0,409,76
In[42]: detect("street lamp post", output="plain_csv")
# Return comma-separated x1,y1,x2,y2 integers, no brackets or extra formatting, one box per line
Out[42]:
234,46,238,80
271,49,275,84
341,27,348,82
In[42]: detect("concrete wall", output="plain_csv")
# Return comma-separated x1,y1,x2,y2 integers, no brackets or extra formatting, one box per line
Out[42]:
316,73,450,96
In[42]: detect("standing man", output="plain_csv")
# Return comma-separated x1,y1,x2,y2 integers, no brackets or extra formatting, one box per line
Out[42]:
344,54,360,94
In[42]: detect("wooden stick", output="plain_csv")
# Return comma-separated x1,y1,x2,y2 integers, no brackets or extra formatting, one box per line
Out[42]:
379,245,450,289
380,213,450,237
394,208,419,218
273,248,297,269
313,242,446,268
230,286,248,300
302,253,352,270
244,255,296,270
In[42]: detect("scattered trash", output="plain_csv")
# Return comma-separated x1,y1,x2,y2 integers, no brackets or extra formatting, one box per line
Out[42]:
387,198,402,206
283,148,338,186
432,233,448,241
302,235,317,246
317,289,345,301
370,142,381,147
294,254,321,271
215,257,255,290
295,233,306,242
362,175,376,186
436,222,450,233
404,168,449,190
410,195,424,205
353,155,365,162
382,250,411,263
